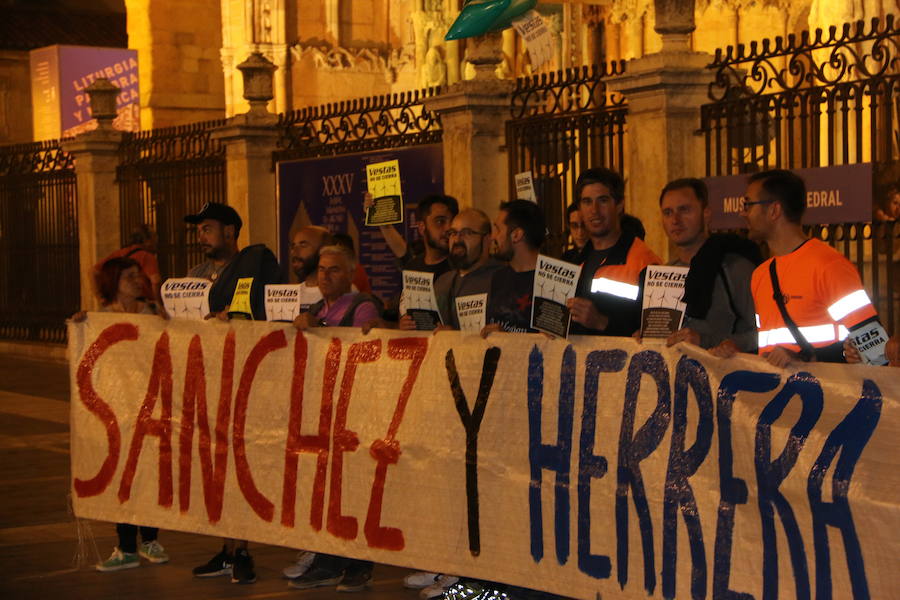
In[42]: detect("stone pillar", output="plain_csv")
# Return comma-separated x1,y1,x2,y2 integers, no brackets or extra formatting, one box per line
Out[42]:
607,0,712,259
212,53,280,251
62,79,123,311
425,33,513,213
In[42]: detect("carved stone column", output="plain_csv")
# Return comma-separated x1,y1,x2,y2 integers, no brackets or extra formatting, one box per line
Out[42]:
212,53,280,250
425,33,513,213
607,0,712,259
62,79,124,310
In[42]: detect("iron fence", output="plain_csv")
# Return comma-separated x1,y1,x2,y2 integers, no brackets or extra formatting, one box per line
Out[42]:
701,17,900,336
117,120,227,280
506,62,628,257
274,87,443,163
0,140,78,343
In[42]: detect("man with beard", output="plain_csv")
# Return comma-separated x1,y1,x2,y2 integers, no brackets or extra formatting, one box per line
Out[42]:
567,168,661,336
654,178,760,351
288,225,334,310
185,202,279,583
483,199,545,333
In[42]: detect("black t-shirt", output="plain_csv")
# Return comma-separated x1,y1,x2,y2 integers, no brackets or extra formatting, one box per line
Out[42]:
486,266,537,333
400,250,451,280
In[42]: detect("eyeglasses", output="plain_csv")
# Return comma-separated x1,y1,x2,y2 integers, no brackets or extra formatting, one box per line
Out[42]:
447,228,488,239
568,222,585,230
740,197,775,212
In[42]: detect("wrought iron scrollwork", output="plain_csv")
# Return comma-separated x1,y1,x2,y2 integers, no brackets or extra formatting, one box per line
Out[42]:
118,119,227,165
509,61,627,120
708,16,900,102
0,140,74,176
274,87,443,161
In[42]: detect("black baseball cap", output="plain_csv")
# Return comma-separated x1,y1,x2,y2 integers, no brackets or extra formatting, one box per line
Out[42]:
184,202,243,230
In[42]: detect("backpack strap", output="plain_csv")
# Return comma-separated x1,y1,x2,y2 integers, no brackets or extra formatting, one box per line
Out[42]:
769,259,815,361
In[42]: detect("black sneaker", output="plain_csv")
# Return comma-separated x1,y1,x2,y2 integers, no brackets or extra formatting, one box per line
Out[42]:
336,568,372,592
192,545,232,578
231,548,256,584
288,566,343,590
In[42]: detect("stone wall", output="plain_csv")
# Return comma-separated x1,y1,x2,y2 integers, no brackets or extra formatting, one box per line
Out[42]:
0,51,33,144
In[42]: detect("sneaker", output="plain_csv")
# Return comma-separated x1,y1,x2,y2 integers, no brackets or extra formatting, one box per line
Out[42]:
421,575,460,599
282,551,316,578
138,540,169,564
231,548,256,584
96,547,140,572
192,545,233,578
443,581,510,600
336,568,372,592
405,571,441,589
288,566,343,590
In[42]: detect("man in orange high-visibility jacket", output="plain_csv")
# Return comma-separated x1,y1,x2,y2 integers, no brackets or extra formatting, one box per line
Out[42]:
715,169,887,367
567,167,661,336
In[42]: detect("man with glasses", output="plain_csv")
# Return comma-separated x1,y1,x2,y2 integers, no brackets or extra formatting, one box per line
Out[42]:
717,169,886,367
567,167,661,336
561,203,589,263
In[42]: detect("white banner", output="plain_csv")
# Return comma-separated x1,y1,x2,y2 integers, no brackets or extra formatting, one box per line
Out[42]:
69,314,899,599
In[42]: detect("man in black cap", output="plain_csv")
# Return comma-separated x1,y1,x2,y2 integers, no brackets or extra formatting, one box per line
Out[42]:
183,202,279,320
184,202,278,583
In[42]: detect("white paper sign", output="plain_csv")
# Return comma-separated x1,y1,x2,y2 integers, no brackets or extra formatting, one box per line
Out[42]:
264,284,303,322
455,293,487,333
402,270,442,330
640,265,689,338
161,278,211,321
512,10,554,70
849,319,890,365
531,254,581,337
514,171,537,203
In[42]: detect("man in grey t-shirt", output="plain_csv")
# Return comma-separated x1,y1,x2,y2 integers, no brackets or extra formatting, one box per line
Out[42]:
655,178,760,352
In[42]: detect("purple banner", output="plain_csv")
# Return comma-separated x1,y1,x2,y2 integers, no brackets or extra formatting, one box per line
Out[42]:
277,145,444,302
706,163,873,229
30,45,139,139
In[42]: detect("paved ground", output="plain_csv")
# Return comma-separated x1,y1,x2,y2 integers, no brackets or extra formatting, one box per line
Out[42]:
0,352,419,600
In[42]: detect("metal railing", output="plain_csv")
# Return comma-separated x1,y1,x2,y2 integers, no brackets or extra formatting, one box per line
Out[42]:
0,140,78,343
506,62,628,256
274,87,444,163
117,120,227,280
701,16,900,335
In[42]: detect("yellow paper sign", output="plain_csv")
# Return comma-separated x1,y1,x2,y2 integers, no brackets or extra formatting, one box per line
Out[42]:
228,277,254,319
365,159,403,226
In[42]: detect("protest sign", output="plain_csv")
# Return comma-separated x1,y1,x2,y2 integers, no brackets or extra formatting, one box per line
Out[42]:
402,270,442,330
264,285,303,322
69,314,900,600
514,171,537,203
365,160,404,226
227,277,254,320
512,11,554,70
640,266,689,339
532,255,580,337
160,278,211,321
455,294,487,333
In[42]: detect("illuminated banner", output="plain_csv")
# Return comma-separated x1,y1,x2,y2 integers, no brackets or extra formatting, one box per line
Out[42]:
30,45,139,140
706,163,873,229
69,314,898,600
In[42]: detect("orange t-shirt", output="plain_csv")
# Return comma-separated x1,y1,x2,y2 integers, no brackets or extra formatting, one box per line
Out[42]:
751,238,877,353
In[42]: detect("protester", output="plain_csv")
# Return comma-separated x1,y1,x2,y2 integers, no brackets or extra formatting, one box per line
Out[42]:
288,244,381,592
333,232,373,293
653,178,760,351
293,245,382,330
73,257,169,572
367,193,458,278
185,202,279,584
93,224,161,304
875,185,900,221
715,169,885,367
288,225,334,310
567,167,661,336
560,203,588,264
483,199,545,334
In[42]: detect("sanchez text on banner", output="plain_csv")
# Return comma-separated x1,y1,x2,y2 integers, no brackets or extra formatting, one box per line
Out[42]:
68,314,899,600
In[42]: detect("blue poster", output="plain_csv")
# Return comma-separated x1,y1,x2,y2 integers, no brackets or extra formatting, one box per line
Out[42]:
277,145,444,302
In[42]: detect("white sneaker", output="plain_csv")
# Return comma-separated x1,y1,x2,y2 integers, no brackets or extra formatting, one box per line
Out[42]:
404,571,440,589
420,574,460,599
282,551,316,579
